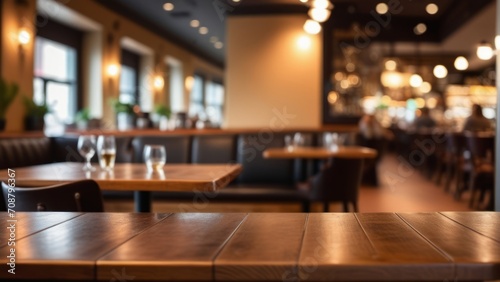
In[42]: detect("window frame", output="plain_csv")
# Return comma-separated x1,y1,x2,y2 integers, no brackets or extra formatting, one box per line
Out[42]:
120,48,141,105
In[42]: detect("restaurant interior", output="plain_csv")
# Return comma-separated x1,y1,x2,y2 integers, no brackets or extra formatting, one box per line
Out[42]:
0,0,500,281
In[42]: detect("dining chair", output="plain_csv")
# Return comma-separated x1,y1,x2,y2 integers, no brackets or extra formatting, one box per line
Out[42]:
1,180,104,212
464,132,495,210
301,158,363,212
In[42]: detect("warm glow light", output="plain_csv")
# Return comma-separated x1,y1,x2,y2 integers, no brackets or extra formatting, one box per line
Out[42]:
414,23,427,35
454,56,469,70
185,76,194,92
426,3,438,15
409,74,423,88
376,3,388,14
199,27,208,34
18,28,31,45
210,36,218,43
347,74,360,86
346,63,355,72
214,42,223,49
107,64,119,77
415,98,425,108
327,91,339,104
334,72,344,81
308,8,331,22
477,42,494,60
427,97,438,109
190,20,200,28
385,59,397,71
153,75,164,90
420,81,432,93
340,80,350,89
163,2,174,11
495,35,500,50
300,0,308,3
381,95,391,105
311,0,331,9
297,35,312,50
303,19,321,35
433,65,448,78
381,71,404,88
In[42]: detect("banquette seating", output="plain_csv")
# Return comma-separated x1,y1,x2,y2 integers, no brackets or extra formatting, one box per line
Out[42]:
0,130,354,212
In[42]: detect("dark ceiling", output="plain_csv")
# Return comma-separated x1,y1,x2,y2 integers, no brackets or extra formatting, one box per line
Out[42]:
96,0,494,68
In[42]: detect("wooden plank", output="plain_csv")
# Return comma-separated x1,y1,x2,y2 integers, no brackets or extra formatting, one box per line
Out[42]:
0,213,168,280
263,146,377,159
299,213,453,281
0,212,82,247
399,212,500,281
440,212,500,242
215,213,307,281
0,163,242,192
97,213,247,281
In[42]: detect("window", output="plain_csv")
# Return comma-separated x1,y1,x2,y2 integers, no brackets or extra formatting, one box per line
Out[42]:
189,74,205,118
34,37,77,123
34,19,82,124
205,81,225,126
167,58,184,113
120,49,140,105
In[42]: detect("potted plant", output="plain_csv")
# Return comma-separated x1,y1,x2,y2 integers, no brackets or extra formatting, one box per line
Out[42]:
111,99,135,131
0,79,19,131
153,104,171,130
23,97,50,131
75,108,91,130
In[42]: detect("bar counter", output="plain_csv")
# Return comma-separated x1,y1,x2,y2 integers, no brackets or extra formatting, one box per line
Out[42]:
1,212,499,281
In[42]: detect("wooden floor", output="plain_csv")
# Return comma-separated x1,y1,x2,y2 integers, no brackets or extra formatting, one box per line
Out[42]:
105,154,473,213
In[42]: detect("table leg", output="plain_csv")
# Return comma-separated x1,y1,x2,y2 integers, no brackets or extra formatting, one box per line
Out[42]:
134,191,151,212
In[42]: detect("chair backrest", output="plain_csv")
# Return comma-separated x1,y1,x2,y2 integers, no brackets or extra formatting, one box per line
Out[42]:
309,158,363,202
465,132,495,164
1,180,104,212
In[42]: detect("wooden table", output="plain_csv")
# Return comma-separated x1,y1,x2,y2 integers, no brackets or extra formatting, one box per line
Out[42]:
0,163,242,212
263,146,378,159
1,212,499,281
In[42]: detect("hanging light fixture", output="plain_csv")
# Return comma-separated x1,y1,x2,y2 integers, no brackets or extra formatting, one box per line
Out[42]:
409,74,423,88
454,56,469,71
304,19,321,34
308,8,331,22
477,41,494,60
433,65,448,79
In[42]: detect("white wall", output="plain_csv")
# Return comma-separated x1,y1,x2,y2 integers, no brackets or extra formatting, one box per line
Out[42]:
225,15,322,129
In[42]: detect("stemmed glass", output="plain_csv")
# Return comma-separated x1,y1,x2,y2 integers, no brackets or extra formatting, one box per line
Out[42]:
77,135,96,171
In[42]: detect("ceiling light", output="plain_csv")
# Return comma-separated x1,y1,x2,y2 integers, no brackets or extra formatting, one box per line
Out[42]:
308,8,331,22
375,3,389,14
454,56,469,71
409,74,423,88
297,35,312,50
426,3,438,15
163,2,174,11
214,42,223,49
199,27,208,35
300,0,308,3
232,0,241,2
381,71,404,88
477,41,494,60
303,19,321,35
210,36,218,43
384,59,397,71
414,23,427,35
311,0,332,9
190,20,200,28
433,65,448,79
420,82,432,93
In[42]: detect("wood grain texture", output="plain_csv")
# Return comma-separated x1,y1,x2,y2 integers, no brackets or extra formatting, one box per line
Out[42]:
398,212,500,281
215,213,307,281
299,213,453,281
97,213,247,281
440,212,500,242
0,212,82,247
0,162,242,192
0,213,168,280
263,146,377,159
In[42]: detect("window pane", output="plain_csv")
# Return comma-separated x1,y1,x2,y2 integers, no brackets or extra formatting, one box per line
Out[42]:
35,37,76,81
191,75,204,102
33,78,44,105
120,65,136,103
46,82,73,123
168,63,184,112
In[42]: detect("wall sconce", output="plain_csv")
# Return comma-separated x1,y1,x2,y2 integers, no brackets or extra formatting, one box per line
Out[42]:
153,75,164,90
106,64,120,77
185,76,194,93
17,28,31,46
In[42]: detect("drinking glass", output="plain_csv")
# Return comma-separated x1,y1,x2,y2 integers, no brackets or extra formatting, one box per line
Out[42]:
284,135,293,151
97,135,116,171
143,145,166,172
293,132,304,148
77,135,96,171
323,133,333,150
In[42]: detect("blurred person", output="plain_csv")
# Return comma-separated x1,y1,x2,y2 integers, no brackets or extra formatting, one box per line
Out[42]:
413,107,437,131
462,104,493,132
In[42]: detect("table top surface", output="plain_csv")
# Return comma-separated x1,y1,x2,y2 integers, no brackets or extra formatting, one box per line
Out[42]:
0,162,242,192
1,212,499,281
263,146,378,159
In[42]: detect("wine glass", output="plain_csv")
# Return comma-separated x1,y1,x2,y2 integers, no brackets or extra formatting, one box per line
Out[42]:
97,135,116,171
77,135,96,171
143,145,166,172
